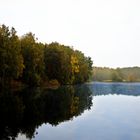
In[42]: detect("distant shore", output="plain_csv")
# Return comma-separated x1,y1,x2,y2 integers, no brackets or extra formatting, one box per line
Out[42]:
92,66,140,82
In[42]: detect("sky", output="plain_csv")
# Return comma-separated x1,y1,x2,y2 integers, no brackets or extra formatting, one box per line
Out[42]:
0,0,140,68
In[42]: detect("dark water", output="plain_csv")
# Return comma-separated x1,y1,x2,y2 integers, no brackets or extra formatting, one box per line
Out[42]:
0,82,140,140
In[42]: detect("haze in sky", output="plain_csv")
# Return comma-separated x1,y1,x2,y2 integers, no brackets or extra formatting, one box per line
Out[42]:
0,0,140,68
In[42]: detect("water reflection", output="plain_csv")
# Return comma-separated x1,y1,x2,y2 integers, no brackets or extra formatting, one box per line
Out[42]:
33,82,140,140
0,85,93,140
89,82,140,96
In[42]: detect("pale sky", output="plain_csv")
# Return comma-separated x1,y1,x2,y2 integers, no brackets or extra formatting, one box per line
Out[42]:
1,0,140,68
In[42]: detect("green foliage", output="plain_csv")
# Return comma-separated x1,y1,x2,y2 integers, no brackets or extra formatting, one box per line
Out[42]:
44,42,93,85
93,67,114,81
93,67,140,82
44,42,63,83
111,71,122,82
0,24,93,87
21,33,45,86
0,25,24,87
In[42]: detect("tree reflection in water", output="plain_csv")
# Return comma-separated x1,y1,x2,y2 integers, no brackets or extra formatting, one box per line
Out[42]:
0,85,93,139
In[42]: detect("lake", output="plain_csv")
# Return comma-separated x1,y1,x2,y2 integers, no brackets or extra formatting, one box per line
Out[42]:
0,82,140,140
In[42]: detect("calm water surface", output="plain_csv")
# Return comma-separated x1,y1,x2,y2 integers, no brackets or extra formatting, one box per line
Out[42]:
0,82,140,140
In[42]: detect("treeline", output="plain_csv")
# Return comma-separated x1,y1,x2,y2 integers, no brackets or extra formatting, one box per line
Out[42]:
0,24,93,87
93,67,140,82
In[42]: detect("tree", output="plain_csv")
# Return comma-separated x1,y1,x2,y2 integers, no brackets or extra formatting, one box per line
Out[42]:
73,51,93,84
21,33,45,86
0,24,93,87
44,42,62,82
0,25,24,87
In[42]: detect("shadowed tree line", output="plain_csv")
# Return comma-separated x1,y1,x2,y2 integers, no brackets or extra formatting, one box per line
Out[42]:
93,67,140,82
0,24,93,87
